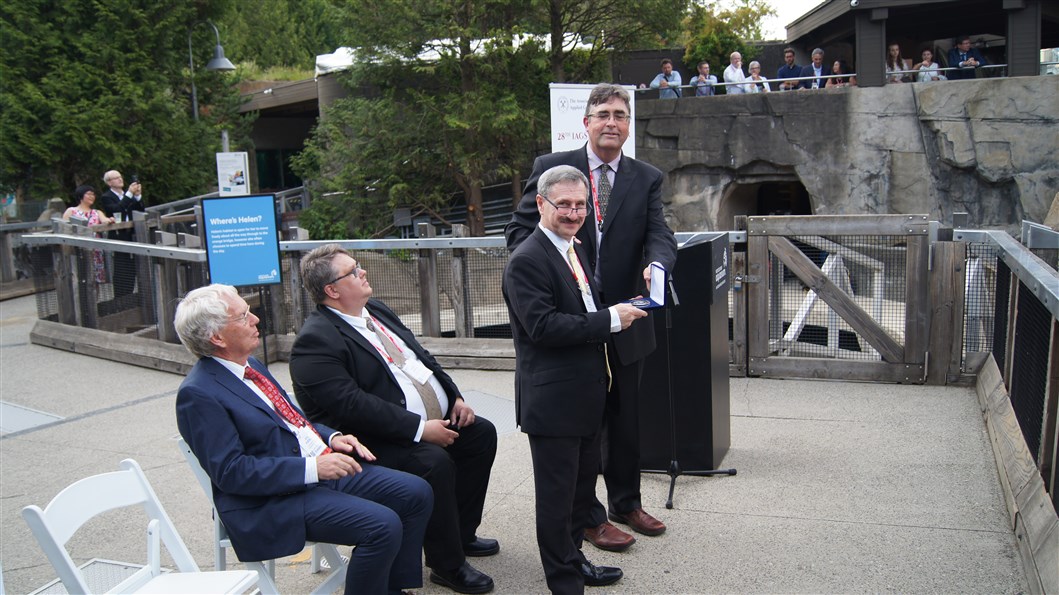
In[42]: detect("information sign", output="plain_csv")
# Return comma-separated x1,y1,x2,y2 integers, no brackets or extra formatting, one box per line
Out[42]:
201,195,282,287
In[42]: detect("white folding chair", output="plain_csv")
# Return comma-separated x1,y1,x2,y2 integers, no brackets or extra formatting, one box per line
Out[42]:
21,459,258,594
177,437,348,595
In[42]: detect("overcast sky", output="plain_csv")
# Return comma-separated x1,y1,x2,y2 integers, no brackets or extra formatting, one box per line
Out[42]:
759,0,826,40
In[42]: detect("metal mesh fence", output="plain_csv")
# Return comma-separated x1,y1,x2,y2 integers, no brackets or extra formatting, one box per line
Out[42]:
963,243,998,359
991,259,1012,373
767,234,908,361
1029,247,1058,271
1008,280,1052,464
267,246,510,339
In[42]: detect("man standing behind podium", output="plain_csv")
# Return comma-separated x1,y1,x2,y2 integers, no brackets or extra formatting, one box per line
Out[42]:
504,165,647,592
506,83,677,553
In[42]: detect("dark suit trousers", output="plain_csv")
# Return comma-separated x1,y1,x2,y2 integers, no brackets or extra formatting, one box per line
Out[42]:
528,431,602,594
304,464,433,595
374,417,497,571
589,356,644,525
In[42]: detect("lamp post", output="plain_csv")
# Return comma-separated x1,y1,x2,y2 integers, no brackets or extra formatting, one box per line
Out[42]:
188,21,235,123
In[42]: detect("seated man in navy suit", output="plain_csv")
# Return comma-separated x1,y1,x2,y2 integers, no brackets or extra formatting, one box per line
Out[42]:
174,284,433,595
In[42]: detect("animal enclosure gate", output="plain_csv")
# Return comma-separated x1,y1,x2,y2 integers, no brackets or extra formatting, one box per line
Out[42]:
740,214,965,384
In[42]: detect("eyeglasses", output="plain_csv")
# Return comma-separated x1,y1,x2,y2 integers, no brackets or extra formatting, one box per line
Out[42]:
328,264,363,285
230,305,251,325
542,195,587,216
587,111,630,123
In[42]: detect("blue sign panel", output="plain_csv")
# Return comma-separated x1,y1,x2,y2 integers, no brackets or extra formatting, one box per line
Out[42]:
201,195,282,287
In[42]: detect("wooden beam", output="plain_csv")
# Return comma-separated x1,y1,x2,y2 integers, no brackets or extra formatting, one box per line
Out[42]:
749,356,923,383
768,235,904,363
746,236,770,363
417,223,441,337
904,235,930,366
926,242,965,384
975,354,1059,595
747,214,929,236
730,250,747,375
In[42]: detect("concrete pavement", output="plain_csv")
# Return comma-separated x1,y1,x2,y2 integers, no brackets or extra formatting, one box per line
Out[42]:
0,293,1026,593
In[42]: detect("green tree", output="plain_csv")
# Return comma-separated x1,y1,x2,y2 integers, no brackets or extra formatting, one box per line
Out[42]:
682,1,775,85
221,0,347,72
0,0,252,205
294,0,691,237
294,0,551,237
537,0,690,82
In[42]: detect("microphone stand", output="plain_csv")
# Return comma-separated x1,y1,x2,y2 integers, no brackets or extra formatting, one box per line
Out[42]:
642,272,736,509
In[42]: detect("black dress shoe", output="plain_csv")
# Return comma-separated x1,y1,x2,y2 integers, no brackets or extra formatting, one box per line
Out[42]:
429,561,495,594
580,561,623,587
463,536,500,557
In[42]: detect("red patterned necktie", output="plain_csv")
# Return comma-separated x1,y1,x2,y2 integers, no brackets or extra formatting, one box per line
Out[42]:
244,366,331,454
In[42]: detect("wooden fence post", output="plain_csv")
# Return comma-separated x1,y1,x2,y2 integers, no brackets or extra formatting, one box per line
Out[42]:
153,230,178,343
417,223,441,337
451,224,474,338
926,241,966,384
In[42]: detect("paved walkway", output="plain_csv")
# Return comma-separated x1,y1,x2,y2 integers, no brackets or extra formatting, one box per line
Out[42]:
0,294,1026,593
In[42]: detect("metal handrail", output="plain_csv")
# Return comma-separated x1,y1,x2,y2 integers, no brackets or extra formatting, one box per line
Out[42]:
634,61,1037,94
955,228,1059,319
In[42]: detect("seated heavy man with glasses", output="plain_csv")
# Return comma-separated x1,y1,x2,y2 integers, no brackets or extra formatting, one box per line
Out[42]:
290,244,499,595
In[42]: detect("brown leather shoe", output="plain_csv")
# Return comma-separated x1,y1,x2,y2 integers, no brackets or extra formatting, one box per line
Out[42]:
608,508,666,536
583,521,635,552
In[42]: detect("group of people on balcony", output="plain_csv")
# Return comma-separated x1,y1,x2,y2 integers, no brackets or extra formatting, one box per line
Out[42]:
647,35,991,96
61,170,144,290
886,36,988,83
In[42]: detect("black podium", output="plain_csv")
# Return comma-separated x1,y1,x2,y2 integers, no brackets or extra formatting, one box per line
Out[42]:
639,232,731,473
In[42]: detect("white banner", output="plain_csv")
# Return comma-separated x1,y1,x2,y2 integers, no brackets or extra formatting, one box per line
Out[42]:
549,83,636,158
216,152,250,197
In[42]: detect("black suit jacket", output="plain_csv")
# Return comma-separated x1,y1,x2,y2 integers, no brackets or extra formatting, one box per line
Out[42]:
290,300,463,452
99,188,144,240
946,47,988,80
799,64,826,89
505,146,677,366
176,356,338,562
503,227,612,437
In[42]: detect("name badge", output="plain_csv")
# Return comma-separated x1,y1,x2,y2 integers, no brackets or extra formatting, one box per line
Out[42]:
401,358,434,385
295,425,328,458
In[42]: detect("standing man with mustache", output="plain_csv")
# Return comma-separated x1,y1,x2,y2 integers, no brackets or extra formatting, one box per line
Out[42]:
506,83,677,555
504,165,648,592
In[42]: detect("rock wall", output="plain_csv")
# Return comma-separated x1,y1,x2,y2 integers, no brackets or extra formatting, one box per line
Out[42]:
636,76,1059,232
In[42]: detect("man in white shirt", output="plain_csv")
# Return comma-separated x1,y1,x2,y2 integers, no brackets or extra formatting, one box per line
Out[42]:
800,48,827,89
649,58,682,99
290,244,498,594
723,52,748,94
99,169,145,296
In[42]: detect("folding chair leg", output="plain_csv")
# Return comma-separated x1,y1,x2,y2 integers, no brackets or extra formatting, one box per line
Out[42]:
244,560,279,595
311,545,348,595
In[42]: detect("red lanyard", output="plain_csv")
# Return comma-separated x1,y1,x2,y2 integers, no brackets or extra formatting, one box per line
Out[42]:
587,168,604,231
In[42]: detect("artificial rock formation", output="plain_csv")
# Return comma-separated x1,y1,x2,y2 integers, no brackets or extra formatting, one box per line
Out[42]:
636,76,1059,232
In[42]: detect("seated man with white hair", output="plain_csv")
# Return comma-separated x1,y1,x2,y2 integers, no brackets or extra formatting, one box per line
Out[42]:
174,283,433,595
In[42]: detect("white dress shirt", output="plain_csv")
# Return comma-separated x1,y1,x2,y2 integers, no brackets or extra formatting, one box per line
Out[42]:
327,306,450,442
212,356,332,484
